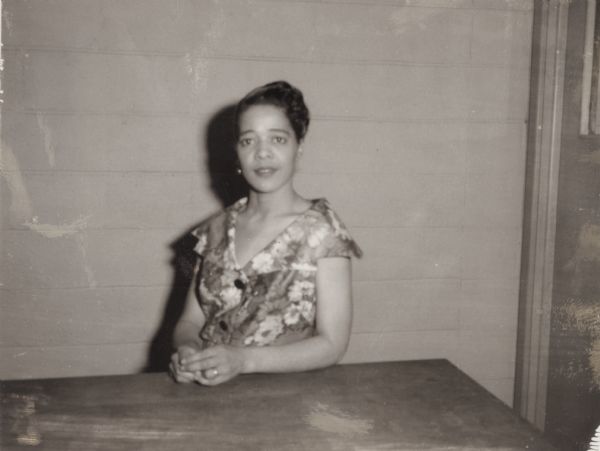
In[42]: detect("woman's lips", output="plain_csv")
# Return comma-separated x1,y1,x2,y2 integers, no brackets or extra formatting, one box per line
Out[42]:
254,167,277,176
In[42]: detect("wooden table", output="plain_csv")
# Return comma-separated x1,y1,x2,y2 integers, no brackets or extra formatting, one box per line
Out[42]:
1,360,558,450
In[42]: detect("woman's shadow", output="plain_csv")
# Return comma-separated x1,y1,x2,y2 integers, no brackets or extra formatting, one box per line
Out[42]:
144,104,248,372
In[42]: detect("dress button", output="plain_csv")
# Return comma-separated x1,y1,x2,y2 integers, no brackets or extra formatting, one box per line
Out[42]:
234,279,246,290
218,320,228,331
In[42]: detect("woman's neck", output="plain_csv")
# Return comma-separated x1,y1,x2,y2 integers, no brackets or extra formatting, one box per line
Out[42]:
245,188,306,219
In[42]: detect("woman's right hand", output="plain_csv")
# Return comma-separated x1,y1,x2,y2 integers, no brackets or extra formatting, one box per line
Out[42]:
169,343,201,383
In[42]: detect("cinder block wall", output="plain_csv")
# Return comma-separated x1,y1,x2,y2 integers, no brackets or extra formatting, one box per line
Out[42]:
0,0,532,406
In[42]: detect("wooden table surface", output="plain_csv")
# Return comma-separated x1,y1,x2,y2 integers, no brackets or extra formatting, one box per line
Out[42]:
1,359,558,450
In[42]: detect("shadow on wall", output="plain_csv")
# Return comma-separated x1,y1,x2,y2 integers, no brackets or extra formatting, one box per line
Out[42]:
145,104,248,372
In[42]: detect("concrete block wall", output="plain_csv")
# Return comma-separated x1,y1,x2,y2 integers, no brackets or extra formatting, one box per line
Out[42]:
0,0,533,406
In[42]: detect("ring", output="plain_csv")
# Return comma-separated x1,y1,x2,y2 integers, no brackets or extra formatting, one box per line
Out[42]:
210,368,219,378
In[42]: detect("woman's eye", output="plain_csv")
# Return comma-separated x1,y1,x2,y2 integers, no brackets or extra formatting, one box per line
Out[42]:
239,138,252,147
273,136,287,144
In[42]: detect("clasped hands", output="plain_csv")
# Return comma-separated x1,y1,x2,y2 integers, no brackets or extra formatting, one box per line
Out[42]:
170,343,245,386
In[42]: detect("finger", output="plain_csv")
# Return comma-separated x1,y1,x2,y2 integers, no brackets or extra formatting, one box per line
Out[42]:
176,373,196,383
172,351,194,370
169,362,196,383
181,347,218,365
195,371,226,386
176,348,202,366
169,360,179,376
169,355,187,374
183,356,219,373
180,346,220,365
203,367,222,379
178,345,200,359
174,368,196,383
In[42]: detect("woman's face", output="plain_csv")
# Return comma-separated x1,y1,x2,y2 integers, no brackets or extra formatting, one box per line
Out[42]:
236,104,301,195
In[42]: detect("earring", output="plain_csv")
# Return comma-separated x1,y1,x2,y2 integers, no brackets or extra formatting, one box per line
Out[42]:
236,167,242,175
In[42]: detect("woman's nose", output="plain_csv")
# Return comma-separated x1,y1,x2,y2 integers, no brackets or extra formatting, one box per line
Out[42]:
256,140,272,158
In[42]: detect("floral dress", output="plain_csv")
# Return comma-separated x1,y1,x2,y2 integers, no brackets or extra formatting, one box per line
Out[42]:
190,197,362,348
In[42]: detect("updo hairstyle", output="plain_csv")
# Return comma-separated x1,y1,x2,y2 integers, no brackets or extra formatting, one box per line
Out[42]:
235,81,310,142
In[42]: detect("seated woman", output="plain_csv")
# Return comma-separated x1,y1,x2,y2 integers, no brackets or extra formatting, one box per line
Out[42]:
170,81,362,386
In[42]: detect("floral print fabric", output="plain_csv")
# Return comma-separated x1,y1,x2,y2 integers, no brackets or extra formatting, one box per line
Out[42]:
191,198,362,348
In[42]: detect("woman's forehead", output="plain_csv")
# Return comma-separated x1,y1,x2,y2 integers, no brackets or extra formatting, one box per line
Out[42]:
238,104,292,130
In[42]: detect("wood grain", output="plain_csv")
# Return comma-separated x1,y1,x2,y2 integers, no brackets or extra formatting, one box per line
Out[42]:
1,360,557,450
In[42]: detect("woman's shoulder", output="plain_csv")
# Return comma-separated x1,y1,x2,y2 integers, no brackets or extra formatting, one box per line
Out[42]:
190,198,246,254
190,210,223,239
304,198,363,258
192,198,246,234
306,198,348,232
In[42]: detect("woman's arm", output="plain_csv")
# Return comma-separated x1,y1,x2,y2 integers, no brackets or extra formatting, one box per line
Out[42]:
172,283,206,350
182,257,353,385
170,269,207,383
244,256,353,372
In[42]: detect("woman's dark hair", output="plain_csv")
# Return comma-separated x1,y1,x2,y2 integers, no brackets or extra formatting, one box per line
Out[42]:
235,81,310,142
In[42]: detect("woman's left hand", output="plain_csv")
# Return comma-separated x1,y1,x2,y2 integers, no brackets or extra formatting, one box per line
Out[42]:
180,345,246,386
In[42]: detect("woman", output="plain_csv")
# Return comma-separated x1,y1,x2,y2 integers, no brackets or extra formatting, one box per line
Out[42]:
170,81,362,386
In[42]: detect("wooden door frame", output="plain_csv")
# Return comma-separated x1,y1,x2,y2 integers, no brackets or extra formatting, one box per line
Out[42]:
514,0,569,431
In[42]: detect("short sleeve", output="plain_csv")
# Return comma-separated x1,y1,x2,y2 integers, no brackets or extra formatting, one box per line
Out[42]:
191,223,209,257
190,208,229,258
314,200,363,259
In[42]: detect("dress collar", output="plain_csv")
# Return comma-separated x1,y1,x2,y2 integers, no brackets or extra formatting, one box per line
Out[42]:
224,197,325,271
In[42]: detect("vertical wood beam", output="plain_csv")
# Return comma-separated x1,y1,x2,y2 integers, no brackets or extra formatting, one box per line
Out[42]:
515,0,569,431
